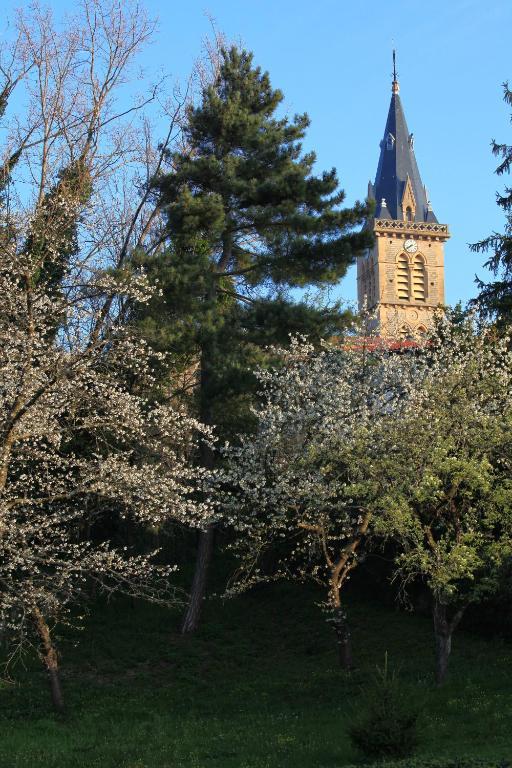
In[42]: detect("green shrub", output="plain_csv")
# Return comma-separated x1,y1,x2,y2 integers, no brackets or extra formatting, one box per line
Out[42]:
348,653,420,760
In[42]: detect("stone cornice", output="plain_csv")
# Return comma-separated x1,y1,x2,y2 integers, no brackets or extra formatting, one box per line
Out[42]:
373,219,450,239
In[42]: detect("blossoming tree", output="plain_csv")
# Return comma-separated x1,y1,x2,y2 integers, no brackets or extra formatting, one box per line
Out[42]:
223,335,418,668
0,211,214,713
224,319,512,681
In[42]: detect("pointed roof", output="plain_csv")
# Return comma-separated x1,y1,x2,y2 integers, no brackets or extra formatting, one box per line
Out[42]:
373,69,437,223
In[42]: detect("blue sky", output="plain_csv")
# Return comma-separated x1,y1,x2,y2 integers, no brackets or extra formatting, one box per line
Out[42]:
4,0,512,308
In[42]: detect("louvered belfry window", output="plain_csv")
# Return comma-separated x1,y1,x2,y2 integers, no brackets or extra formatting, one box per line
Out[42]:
397,254,409,300
412,255,426,302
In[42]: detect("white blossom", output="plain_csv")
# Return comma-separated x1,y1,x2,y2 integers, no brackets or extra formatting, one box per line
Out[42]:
0,236,215,667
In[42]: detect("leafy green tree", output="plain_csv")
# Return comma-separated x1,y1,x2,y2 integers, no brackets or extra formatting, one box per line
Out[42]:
376,318,512,684
471,83,512,327
142,46,372,632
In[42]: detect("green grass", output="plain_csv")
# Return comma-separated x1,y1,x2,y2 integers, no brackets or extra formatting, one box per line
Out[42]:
0,583,511,767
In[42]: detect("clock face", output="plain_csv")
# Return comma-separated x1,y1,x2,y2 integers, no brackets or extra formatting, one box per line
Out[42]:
404,239,418,254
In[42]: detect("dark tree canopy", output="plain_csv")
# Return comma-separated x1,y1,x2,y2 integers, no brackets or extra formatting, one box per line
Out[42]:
132,45,373,632
135,46,371,426
158,47,370,287
471,83,512,327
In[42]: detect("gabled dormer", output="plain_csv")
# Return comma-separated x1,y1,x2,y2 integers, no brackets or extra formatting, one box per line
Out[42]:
401,175,416,222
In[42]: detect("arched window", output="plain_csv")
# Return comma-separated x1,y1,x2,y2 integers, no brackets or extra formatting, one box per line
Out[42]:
396,254,409,301
412,255,426,302
386,132,395,150
406,206,413,222
417,325,427,337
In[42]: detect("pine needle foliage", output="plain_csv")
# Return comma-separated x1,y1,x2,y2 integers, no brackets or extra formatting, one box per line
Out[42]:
135,45,372,430
471,83,512,328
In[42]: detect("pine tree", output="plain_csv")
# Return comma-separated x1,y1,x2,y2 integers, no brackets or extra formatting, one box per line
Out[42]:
471,83,512,327
143,47,372,632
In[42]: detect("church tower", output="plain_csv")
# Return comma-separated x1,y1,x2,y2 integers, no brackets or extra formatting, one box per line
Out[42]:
357,57,450,337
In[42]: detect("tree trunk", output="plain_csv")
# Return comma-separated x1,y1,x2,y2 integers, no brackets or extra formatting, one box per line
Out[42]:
181,235,233,635
181,277,218,635
181,524,214,634
180,374,215,634
432,598,466,686
333,606,353,670
434,628,451,686
32,607,64,713
329,580,353,670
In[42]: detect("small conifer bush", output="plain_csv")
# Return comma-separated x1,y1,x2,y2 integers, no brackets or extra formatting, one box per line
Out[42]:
348,653,420,759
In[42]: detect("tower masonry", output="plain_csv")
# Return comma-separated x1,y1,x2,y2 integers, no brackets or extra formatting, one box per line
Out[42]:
357,63,450,337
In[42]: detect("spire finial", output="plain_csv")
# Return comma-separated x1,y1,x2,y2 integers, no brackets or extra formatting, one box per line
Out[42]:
392,49,399,94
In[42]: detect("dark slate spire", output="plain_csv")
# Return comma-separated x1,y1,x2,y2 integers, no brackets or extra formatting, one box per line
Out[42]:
373,57,437,223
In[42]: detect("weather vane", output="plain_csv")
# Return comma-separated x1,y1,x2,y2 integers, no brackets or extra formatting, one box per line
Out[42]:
391,48,399,93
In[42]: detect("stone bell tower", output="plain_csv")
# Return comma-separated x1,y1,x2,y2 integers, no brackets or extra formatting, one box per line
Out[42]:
357,54,450,338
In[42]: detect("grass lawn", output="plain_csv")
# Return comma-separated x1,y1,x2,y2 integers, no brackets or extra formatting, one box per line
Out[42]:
0,582,511,767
